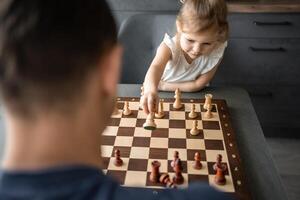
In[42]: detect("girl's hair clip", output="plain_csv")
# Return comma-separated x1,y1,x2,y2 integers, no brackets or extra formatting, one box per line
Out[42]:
180,0,186,4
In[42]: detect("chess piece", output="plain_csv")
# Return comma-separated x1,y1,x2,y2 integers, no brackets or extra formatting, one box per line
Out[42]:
188,104,197,119
213,154,226,185
150,160,161,183
172,159,184,185
193,152,202,170
204,103,213,119
173,88,183,109
143,112,157,130
190,120,200,136
203,94,213,110
160,173,176,188
214,166,226,185
213,154,226,171
123,101,132,116
171,151,179,168
113,149,123,166
155,100,165,118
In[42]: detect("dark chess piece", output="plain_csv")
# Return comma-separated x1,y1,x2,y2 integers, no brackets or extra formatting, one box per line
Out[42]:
114,149,123,166
214,165,226,185
213,154,223,171
172,159,184,185
171,151,179,168
193,152,202,170
160,173,176,188
150,160,161,183
213,154,227,185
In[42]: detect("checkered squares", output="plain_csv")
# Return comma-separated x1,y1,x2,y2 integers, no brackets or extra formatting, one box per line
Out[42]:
101,97,246,196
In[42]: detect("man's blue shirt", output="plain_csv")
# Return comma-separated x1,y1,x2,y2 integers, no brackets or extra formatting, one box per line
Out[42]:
0,165,232,200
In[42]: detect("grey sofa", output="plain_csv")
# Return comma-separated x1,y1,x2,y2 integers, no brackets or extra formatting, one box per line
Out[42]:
118,14,176,83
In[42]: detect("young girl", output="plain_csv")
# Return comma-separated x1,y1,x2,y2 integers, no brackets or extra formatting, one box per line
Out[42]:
142,0,228,114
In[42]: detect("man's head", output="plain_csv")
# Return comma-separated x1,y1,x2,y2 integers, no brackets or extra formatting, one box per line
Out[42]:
0,0,121,124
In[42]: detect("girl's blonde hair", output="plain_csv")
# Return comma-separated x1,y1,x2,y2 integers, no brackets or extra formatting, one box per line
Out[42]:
177,0,228,43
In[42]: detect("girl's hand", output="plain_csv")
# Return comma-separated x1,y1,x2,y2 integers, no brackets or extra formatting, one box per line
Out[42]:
140,90,158,115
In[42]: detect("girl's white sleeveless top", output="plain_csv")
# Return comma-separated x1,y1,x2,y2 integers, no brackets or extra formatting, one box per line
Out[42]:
161,33,227,82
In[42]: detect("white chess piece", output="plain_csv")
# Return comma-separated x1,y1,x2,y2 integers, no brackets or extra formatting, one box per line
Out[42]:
188,104,197,119
173,88,183,109
143,112,157,130
204,103,213,119
123,101,132,116
155,100,165,118
190,120,200,136
203,94,213,110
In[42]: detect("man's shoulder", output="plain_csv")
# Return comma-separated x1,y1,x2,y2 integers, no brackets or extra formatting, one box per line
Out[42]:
0,166,231,200
118,183,232,200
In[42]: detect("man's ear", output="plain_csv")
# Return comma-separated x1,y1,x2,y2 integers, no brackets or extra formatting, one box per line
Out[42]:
100,44,123,96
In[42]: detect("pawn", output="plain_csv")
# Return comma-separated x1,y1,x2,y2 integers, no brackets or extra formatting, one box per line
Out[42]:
150,160,161,183
172,159,184,185
204,103,213,119
190,120,200,136
171,151,179,168
213,154,226,171
193,152,202,170
113,149,123,167
123,101,132,116
155,100,165,118
173,88,183,109
143,112,157,130
214,166,226,185
188,104,197,119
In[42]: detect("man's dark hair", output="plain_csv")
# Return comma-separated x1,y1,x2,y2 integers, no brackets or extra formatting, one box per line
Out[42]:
0,0,117,115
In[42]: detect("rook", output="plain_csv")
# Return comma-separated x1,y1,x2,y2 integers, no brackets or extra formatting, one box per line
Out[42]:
150,160,161,183
204,103,213,119
203,94,213,110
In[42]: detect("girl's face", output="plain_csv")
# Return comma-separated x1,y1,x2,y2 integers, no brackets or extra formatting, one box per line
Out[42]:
178,24,220,61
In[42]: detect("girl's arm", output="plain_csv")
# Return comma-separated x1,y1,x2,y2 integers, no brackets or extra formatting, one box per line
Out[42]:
159,58,222,92
142,43,171,114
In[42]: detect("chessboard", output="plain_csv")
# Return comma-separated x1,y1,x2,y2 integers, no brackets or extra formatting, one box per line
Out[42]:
100,96,251,199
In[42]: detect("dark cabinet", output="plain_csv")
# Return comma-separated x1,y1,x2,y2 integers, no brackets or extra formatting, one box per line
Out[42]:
213,13,300,138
